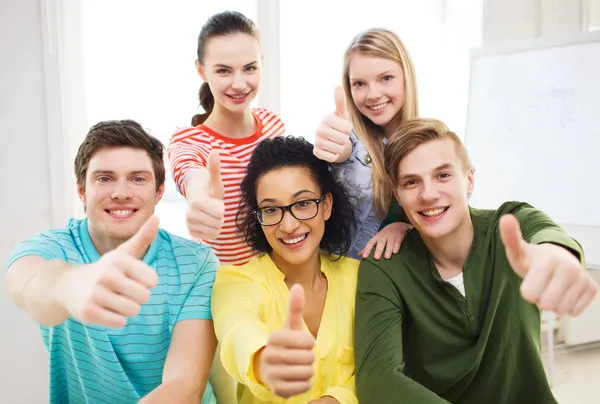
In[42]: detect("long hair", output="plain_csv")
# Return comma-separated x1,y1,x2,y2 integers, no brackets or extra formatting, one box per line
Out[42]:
191,11,260,126
342,28,419,218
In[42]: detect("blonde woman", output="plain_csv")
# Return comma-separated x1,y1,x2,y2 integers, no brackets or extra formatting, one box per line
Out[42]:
314,28,418,260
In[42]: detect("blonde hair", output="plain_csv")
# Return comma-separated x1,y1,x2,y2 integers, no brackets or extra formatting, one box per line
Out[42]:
342,28,419,218
384,118,470,188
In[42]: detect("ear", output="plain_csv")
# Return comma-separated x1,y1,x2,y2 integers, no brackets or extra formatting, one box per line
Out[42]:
77,183,86,203
155,183,165,204
393,187,401,204
322,193,333,221
195,59,206,81
466,168,475,195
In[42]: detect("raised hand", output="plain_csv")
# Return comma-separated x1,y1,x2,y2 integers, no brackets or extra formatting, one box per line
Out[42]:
258,284,316,397
314,86,353,163
499,214,598,316
186,149,226,240
54,215,160,328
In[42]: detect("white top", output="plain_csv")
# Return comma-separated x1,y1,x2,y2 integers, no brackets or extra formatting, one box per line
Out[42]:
445,272,466,297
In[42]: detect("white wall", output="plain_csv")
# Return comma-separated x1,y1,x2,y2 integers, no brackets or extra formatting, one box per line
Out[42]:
1,1,53,402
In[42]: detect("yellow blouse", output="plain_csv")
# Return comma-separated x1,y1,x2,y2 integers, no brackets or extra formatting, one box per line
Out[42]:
211,253,359,404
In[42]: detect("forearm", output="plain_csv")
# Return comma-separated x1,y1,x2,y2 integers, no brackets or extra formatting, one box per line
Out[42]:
219,324,271,399
356,364,449,404
140,379,205,404
322,375,357,404
5,259,72,326
184,168,209,200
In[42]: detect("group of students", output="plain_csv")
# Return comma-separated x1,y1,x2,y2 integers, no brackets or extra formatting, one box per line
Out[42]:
4,10,598,404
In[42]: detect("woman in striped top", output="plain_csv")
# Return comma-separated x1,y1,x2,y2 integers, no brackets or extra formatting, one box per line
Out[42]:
168,11,285,265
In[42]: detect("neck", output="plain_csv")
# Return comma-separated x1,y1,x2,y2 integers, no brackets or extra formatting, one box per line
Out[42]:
270,250,323,291
382,111,404,140
203,104,255,139
87,222,148,259
421,214,474,276
88,227,124,256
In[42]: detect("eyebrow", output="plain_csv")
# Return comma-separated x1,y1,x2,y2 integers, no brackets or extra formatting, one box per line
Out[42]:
399,163,454,180
258,189,317,206
349,70,397,82
90,170,153,176
213,61,258,69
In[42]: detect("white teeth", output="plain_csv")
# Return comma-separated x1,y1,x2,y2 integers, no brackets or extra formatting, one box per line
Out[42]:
421,208,445,217
368,102,387,110
282,234,307,245
230,94,247,99
110,210,133,217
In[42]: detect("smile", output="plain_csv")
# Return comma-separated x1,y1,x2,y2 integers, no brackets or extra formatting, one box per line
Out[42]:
105,209,137,218
281,233,307,245
368,102,389,111
419,207,449,217
227,92,251,100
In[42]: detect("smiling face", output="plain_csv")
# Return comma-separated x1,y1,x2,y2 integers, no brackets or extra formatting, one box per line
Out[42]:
395,138,474,241
197,33,262,114
255,166,332,268
348,53,406,134
78,147,164,247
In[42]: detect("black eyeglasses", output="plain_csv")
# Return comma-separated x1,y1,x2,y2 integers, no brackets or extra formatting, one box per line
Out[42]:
254,195,326,226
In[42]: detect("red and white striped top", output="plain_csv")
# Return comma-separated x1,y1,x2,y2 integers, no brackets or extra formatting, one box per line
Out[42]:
168,108,286,265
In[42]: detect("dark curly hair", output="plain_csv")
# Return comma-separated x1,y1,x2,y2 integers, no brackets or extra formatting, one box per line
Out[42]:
236,136,356,257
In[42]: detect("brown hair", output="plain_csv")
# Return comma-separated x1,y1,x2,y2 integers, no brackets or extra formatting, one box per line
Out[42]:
384,118,470,187
74,120,165,191
191,11,260,127
342,28,419,218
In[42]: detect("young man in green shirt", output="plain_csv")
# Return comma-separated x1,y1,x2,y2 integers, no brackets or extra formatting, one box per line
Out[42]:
354,118,598,404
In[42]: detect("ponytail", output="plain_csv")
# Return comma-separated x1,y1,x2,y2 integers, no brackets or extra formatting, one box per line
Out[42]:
190,82,214,126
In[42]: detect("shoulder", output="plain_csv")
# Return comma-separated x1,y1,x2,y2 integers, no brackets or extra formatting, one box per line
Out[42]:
328,255,360,273
470,201,545,236
252,108,286,134
326,255,360,291
217,254,269,281
6,219,81,269
158,230,219,268
169,125,213,146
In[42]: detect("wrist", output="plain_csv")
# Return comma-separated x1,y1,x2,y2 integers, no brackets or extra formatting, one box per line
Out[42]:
52,264,77,308
253,346,266,385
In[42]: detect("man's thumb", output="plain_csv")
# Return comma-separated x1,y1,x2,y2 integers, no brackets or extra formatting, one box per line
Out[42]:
499,214,529,277
117,215,160,258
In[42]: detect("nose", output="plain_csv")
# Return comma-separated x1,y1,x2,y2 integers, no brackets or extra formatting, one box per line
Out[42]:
419,180,440,203
231,72,247,91
111,180,133,200
279,209,300,233
366,84,382,101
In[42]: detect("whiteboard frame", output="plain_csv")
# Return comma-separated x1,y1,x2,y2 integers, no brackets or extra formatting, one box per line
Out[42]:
464,30,600,230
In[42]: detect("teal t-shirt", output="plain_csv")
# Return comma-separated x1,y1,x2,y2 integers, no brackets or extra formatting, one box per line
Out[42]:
7,218,218,404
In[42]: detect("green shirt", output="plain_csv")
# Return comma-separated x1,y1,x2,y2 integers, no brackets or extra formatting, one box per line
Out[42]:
354,202,584,404
379,199,409,230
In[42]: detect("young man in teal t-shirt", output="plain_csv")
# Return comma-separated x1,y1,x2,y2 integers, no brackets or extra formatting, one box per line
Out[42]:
5,120,220,403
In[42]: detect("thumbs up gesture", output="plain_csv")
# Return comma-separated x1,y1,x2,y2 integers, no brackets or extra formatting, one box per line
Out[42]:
258,284,316,398
499,214,598,316
185,149,226,241
314,86,353,163
54,216,160,328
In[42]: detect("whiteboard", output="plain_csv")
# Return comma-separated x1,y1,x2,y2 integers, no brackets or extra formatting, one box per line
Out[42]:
465,32,600,266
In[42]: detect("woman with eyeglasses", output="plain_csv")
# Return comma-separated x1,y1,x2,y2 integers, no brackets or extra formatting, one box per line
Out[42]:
211,136,359,404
